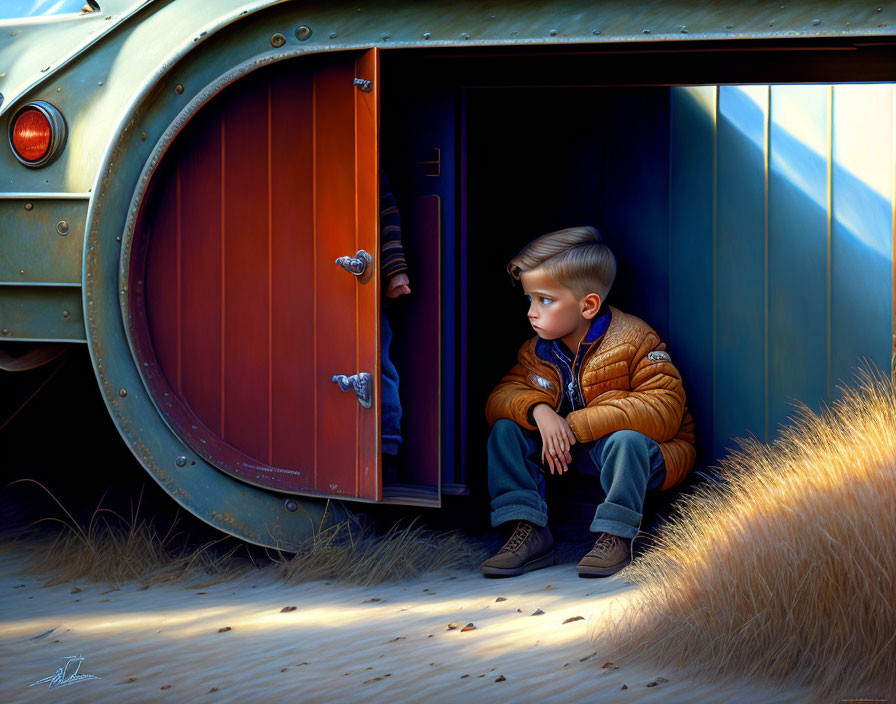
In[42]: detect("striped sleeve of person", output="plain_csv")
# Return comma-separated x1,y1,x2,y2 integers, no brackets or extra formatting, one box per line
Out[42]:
379,170,408,280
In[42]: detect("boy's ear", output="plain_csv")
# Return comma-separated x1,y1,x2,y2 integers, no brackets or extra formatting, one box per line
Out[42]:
582,293,602,320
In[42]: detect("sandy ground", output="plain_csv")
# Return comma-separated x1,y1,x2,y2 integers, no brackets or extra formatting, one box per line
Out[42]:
0,550,815,704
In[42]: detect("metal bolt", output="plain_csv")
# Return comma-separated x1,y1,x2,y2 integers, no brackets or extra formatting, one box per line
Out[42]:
769,19,775,25
175,83,184,94
118,387,127,397
24,202,32,211
284,499,298,512
270,32,286,47
381,32,390,40
141,131,147,142
295,25,312,40
19,269,24,275
422,31,431,39
1,329,8,336
461,32,470,39
549,29,558,36
642,28,651,34
56,220,69,236
97,80,103,86
175,456,187,467
876,7,882,12
811,18,821,26
62,309,70,318
680,25,688,33
724,23,733,29
329,32,337,38
593,29,601,35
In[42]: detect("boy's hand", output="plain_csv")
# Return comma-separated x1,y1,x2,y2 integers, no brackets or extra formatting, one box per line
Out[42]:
532,403,576,475
386,273,411,298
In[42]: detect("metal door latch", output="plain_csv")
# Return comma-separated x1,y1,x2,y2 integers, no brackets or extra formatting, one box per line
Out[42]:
353,78,373,92
332,372,373,408
335,249,372,275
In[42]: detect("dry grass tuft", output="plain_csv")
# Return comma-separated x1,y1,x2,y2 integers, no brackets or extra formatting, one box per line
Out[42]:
271,510,488,587
591,367,896,700
3,479,251,588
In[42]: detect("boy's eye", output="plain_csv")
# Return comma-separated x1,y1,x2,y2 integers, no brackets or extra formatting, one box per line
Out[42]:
540,297,553,305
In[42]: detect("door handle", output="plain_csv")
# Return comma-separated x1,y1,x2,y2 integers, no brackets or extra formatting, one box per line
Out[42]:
332,372,373,408
335,249,372,276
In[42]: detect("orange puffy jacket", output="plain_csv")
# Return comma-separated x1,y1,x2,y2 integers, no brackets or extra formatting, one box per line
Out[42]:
485,306,696,491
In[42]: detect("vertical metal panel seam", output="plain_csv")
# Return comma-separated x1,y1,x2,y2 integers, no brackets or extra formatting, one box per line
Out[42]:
312,70,318,489
220,114,226,437
712,85,718,455
891,84,896,379
267,80,273,466
826,84,833,398
764,84,770,443
176,166,182,396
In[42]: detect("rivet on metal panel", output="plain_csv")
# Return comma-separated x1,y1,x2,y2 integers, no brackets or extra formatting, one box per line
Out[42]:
876,7,883,12
284,499,298,512
56,220,69,236
593,29,601,35
769,19,775,26
724,24,733,29
140,132,147,142
62,310,70,318
549,29,558,36
382,32,390,40
642,29,650,34
811,18,821,25
295,25,312,40
175,456,187,467
98,81,103,86
56,87,61,92
422,32,431,39
270,32,286,47
461,32,470,39
175,84,184,94
119,387,127,397
19,269,24,275
24,202,32,211
680,25,688,33
329,32,337,38
1,329,8,336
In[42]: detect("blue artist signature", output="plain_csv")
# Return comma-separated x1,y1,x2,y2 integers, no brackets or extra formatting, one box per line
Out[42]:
28,654,101,689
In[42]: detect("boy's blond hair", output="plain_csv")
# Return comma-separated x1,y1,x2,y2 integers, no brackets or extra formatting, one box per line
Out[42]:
506,226,616,301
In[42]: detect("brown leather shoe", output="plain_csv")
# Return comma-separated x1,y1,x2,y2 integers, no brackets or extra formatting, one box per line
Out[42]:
480,520,555,577
577,532,632,577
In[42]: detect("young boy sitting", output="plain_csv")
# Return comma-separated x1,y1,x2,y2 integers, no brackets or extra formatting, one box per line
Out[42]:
481,226,696,578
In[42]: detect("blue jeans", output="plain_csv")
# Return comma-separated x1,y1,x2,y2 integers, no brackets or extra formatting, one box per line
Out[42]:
381,311,402,455
487,419,666,539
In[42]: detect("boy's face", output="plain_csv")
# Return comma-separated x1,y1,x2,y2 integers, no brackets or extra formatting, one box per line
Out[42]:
519,267,600,342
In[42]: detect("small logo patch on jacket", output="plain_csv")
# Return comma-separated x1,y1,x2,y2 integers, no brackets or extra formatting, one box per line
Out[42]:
647,351,671,363
527,371,556,391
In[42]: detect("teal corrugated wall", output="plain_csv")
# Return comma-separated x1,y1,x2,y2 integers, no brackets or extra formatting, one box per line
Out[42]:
670,84,896,464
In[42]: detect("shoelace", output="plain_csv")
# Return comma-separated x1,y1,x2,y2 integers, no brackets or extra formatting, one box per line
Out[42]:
499,522,533,553
587,533,623,558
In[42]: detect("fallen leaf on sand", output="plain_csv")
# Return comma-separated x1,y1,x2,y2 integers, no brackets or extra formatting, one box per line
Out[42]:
280,606,297,612
601,662,618,669
218,627,231,633
545,584,555,590
281,668,289,672
387,637,406,642
101,588,119,595
461,674,470,679
161,684,172,690
362,598,382,603
195,592,207,595
579,652,597,662
621,684,628,690
363,674,392,684
531,609,545,616
447,622,461,630
122,677,137,683
30,628,56,640
209,687,219,693
646,681,658,687
657,677,669,682
70,588,81,594
495,597,507,602
563,616,585,624
13,584,26,588
461,623,476,632
495,675,506,682
423,588,429,591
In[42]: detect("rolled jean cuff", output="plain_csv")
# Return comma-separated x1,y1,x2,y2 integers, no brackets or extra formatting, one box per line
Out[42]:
590,500,642,538
490,490,549,528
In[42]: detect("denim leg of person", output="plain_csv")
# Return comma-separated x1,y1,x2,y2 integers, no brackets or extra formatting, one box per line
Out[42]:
575,430,667,539
380,310,402,455
487,419,549,528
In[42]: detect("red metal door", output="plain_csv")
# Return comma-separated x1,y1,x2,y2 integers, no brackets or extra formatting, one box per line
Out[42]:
130,49,381,501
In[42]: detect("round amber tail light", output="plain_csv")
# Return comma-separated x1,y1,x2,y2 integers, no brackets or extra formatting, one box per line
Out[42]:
8,101,67,167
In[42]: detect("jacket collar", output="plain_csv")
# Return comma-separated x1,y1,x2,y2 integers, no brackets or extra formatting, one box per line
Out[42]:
534,306,613,365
